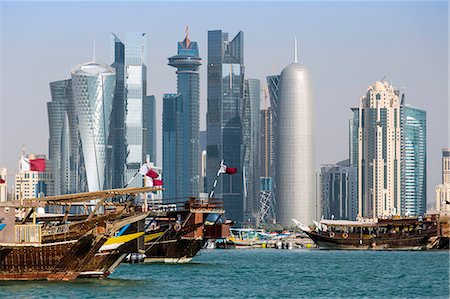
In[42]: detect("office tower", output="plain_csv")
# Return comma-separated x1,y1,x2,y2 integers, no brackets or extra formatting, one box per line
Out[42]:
351,80,401,219
124,32,148,187
200,131,207,193
275,42,315,226
436,148,450,211
242,79,261,224
401,100,426,216
167,29,201,199
0,168,6,202
71,61,116,191
47,79,72,196
110,34,127,188
162,93,179,201
206,30,245,223
143,95,156,164
320,160,357,220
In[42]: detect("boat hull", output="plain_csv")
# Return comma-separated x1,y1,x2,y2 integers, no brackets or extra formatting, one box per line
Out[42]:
143,239,203,264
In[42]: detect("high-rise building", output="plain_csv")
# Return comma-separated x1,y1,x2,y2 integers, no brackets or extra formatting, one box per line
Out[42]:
242,79,261,224
436,148,450,212
143,95,156,164
351,80,401,219
206,30,245,223
167,30,201,199
0,168,7,202
401,102,426,216
47,79,72,195
110,34,127,189
162,93,179,201
71,61,116,192
275,42,315,226
320,160,357,220
124,32,148,188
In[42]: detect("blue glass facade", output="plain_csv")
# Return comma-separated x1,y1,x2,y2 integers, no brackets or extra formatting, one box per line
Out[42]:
206,30,245,223
401,104,426,216
166,33,201,199
163,93,179,201
143,95,156,164
243,79,260,223
124,32,147,187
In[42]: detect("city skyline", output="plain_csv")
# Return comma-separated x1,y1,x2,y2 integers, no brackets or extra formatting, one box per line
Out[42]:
0,1,448,206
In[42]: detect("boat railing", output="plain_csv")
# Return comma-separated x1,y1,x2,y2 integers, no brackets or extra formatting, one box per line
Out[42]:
15,224,42,244
148,198,223,212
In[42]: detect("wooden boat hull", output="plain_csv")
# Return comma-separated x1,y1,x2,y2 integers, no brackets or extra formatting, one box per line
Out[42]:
144,239,203,264
306,231,431,250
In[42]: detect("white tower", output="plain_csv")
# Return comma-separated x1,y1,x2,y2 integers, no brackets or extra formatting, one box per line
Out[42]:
275,40,315,226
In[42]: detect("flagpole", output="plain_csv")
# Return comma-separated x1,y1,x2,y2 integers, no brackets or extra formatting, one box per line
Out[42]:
124,170,140,188
209,160,224,199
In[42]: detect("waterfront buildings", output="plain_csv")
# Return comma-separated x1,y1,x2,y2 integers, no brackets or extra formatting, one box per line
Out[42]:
320,160,357,220
206,30,245,223
401,102,426,216
165,30,201,200
350,81,427,218
70,61,116,192
351,80,401,219
242,79,261,223
0,168,6,202
435,148,450,211
274,43,316,226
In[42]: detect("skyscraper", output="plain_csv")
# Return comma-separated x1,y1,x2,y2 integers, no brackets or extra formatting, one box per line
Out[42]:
435,148,450,212
124,32,148,187
167,29,201,199
206,30,245,223
320,160,357,220
275,42,315,226
351,80,401,219
47,79,72,195
143,95,156,164
71,61,116,191
110,34,127,189
162,93,179,201
242,79,260,223
401,102,426,216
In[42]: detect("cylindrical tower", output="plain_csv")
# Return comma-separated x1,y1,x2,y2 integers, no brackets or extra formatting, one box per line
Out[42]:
275,48,315,226
71,61,116,192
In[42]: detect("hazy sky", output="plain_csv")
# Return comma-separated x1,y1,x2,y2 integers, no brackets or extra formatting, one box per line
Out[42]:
0,1,448,206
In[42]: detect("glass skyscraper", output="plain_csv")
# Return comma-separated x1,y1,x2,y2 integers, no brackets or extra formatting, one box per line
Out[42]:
124,32,147,187
165,31,201,199
162,93,179,201
110,32,153,188
401,102,426,216
206,30,245,223
242,78,260,223
47,79,72,195
71,61,116,192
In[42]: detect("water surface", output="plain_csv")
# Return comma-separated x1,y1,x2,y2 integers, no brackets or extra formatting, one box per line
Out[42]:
0,249,448,298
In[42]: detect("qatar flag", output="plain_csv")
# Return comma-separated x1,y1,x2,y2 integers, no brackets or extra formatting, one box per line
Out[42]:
152,179,163,186
219,164,237,175
139,164,159,179
21,157,46,172
0,179,5,184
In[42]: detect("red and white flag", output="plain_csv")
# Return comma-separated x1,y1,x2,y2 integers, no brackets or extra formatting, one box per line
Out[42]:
219,164,237,175
21,157,46,172
0,179,5,184
139,164,159,179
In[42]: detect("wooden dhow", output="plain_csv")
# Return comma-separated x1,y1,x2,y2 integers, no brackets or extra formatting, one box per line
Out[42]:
0,187,160,280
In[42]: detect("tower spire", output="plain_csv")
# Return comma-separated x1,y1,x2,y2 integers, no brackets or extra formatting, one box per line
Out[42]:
184,25,191,48
294,37,298,63
92,39,96,62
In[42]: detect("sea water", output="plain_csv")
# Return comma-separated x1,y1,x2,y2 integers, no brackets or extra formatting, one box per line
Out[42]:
0,249,448,298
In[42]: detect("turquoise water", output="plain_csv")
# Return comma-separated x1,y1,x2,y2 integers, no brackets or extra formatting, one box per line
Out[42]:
0,249,448,298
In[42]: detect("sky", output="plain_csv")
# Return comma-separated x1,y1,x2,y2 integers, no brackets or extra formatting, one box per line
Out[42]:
0,1,448,207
